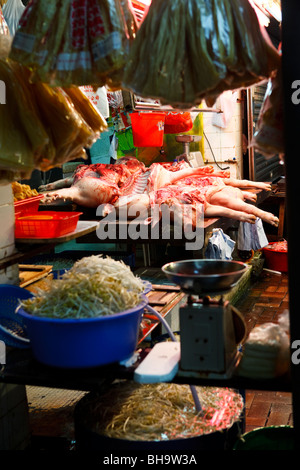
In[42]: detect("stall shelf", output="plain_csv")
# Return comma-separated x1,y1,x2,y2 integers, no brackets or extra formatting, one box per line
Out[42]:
0,341,292,394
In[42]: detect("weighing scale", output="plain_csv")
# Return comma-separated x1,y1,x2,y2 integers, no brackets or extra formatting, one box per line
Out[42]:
175,135,202,167
161,259,248,379
134,260,247,383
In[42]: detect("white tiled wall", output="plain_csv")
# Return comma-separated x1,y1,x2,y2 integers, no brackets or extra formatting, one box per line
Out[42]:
202,91,243,179
0,184,18,284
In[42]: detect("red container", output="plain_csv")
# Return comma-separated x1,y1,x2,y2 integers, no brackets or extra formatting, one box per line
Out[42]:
15,211,82,239
263,241,288,273
14,195,43,213
130,112,165,147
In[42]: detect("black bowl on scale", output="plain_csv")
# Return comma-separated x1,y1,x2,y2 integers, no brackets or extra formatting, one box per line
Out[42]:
161,259,248,295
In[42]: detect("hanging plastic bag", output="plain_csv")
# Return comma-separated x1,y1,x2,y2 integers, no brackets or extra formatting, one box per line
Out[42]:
9,0,62,72
212,91,238,129
250,65,284,158
80,85,110,119
0,59,35,179
0,4,9,35
205,228,235,260
164,112,193,134
2,0,25,36
0,4,12,58
123,0,280,109
9,0,138,88
237,217,269,251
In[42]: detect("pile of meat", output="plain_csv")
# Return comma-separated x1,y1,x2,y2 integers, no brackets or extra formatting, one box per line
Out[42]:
40,157,279,228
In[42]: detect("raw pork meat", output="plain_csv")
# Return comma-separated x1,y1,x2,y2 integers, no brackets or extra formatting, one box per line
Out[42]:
40,157,279,226
40,158,148,208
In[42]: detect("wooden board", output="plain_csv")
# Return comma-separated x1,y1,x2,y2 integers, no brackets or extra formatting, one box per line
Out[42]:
19,265,53,288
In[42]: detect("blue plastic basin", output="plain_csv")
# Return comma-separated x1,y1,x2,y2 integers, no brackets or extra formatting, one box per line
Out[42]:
18,297,148,369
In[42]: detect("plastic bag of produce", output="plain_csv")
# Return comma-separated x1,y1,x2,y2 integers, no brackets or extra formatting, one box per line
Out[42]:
123,0,280,108
9,0,61,70
9,0,137,88
250,66,284,158
124,0,193,107
37,0,95,87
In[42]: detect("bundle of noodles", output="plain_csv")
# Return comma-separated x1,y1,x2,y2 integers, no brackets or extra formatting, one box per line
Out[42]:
122,0,280,108
7,60,56,168
30,83,98,168
77,382,244,442
204,0,281,104
9,0,138,89
63,86,108,135
0,56,107,180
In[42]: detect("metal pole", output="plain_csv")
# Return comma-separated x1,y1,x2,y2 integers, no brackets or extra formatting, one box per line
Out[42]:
281,0,300,446
247,88,255,181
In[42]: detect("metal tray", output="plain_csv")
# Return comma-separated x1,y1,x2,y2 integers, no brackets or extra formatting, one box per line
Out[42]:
161,259,247,295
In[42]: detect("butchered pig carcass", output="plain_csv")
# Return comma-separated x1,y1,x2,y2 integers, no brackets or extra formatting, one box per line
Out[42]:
40,157,279,227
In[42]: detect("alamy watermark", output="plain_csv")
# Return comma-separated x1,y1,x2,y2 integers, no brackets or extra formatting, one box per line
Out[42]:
0,340,5,365
95,203,204,251
291,340,300,365
0,80,6,104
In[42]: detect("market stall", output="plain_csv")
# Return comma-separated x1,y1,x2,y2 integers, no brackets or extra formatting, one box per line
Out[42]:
0,0,295,452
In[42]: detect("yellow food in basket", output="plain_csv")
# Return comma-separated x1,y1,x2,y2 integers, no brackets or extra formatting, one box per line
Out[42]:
17,215,54,220
12,182,38,201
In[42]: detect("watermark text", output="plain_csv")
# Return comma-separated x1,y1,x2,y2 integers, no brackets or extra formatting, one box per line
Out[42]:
0,80,6,104
0,340,5,365
95,203,204,250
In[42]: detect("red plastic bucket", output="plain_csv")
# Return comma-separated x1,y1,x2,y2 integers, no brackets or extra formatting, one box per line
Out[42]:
130,112,165,147
263,241,288,273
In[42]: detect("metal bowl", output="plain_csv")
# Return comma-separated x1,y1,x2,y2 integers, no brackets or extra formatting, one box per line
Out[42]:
161,259,248,295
